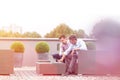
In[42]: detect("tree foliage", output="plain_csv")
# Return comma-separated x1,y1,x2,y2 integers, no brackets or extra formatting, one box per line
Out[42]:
23,32,41,38
44,23,74,38
0,23,88,38
73,29,88,38
44,23,88,38
0,30,41,38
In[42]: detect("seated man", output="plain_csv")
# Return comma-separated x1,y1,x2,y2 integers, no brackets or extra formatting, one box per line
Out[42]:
58,34,87,75
52,35,69,62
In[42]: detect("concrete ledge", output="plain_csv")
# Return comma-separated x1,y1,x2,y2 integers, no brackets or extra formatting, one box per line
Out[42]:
78,50,120,75
36,62,65,75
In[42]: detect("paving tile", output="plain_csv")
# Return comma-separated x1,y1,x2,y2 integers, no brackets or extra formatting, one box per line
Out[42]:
0,67,120,80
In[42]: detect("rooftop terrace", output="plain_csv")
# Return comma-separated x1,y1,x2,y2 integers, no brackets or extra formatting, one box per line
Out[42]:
0,38,119,80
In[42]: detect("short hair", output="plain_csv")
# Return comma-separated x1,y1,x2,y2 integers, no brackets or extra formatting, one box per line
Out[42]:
59,34,66,39
69,35,77,40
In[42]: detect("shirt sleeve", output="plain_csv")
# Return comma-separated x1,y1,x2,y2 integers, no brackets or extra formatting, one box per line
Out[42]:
79,39,87,50
63,44,73,55
59,43,63,55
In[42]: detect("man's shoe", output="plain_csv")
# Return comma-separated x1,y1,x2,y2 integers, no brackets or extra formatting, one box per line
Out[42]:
62,72,70,76
71,72,78,75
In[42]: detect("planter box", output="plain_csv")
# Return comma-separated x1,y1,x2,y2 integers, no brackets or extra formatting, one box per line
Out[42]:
36,62,65,75
14,53,23,67
0,50,14,74
78,50,120,75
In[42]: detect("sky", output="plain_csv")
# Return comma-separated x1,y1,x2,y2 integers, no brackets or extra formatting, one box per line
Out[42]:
0,0,120,37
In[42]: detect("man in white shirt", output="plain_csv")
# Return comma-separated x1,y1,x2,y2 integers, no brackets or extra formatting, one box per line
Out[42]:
59,34,87,75
52,35,69,62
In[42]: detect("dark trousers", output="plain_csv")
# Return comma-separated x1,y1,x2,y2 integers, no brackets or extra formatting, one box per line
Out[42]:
52,53,65,62
65,53,78,74
52,53,62,61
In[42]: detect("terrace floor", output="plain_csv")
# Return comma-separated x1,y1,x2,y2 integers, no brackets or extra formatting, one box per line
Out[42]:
0,67,120,80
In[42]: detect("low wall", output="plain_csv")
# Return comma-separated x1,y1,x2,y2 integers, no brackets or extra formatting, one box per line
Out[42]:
0,38,94,66
0,38,60,66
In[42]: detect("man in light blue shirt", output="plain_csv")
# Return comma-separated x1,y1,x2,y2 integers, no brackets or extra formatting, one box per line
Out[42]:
59,34,87,75
64,38,87,55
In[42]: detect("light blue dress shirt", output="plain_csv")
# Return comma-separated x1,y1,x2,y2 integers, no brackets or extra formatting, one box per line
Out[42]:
64,39,87,55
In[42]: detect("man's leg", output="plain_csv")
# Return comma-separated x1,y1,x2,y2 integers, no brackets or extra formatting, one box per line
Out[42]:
52,53,61,62
67,54,78,74
64,54,71,73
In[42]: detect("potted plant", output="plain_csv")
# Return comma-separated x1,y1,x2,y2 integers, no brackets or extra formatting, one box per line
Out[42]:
35,41,50,61
10,41,25,67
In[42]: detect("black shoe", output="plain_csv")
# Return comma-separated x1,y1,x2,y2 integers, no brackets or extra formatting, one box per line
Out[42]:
55,59,58,62
62,72,70,76
71,72,78,75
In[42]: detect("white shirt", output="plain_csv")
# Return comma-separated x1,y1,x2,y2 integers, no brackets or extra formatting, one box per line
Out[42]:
59,41,70,55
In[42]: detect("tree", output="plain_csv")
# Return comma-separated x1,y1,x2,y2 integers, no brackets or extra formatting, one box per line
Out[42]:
44,23,74,38
73,29,88,38
13,32,22,37
31,32,41,38
23,32,41,38
0,30,7,37
0,28,42,38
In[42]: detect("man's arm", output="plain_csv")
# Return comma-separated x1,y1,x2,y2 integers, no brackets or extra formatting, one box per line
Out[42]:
58,44,73,62
71,40,87,55
58,53,66,62
75,39,87,51
59,43,63,56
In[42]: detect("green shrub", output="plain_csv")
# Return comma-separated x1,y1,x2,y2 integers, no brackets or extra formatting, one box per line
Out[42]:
85,42,96,50
35,41,50,53
10,41,25,53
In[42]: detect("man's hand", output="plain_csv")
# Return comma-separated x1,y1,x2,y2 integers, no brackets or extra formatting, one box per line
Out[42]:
58,54,66,62
58,58,63,62
74,48,80,51
71,49,76,55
